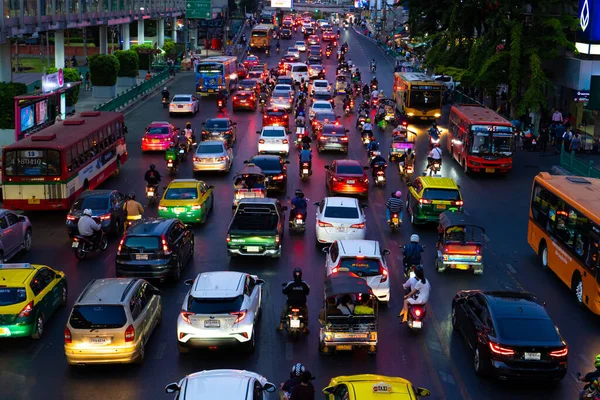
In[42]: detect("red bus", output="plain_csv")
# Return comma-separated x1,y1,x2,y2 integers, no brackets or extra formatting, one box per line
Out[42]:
2,111,128,210
447,105,514,174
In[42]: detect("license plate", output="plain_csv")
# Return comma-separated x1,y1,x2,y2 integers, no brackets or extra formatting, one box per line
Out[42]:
212,132,220,136
436,204,446,209
178,105,183,108
290,319,301,328
28,198,40,205
524,352,541,360
247,246,260,253
0,327,10,336
337,227,347,232
179,149,185,154
347,180,355,184
208,89,214,93
485,168,495,173
241,100,246,103
411,320,422,328
90,337,108,344
302,169,309,174
71,241,79,248
147,191,154,197
336,345,352,351
296,219,304,224
392,217,399,224
329,138,338,142
152,139,160,143
377,176,384,182
136,254,149,260
204,319,221,328
174,207,186,213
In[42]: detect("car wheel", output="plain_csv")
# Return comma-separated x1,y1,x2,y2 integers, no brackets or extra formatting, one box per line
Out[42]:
244,328,256,353
172,260,182,282
474,346,489,376
573,274,584,307
451,305,459,331
23,229,32,252
31,313,44,339
60,285,68,307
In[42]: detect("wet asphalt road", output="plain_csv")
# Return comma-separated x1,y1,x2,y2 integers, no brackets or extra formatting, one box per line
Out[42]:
0,27,597,400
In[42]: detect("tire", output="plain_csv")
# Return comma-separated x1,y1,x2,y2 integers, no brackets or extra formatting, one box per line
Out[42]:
23,229,32,252
451,305,459,331
31,313,44,339
572,274,584,307
244,328,256,353
474,346,489,376
60,284,68,307
75,246,87,260
172,260,182,282
178,343,190,354
539,242,548,270
99,235,108,251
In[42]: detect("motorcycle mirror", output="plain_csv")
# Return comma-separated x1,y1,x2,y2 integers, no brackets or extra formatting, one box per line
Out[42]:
184,279,194,286
383,249,391,256
360,203,369,208
416,388,431,397
322,246,330,253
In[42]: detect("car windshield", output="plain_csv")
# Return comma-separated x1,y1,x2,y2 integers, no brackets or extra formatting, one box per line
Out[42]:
252,158,282,171
293,66,308,72
274,92,291,99
496,318,560,342
172,96,191,102
72,196,109,211
122,236,160,250
324,206,359,219
69,305,127,329
205,120,228,129
241,81,256,87
295,42,305,46
310,46,320,52
262,129,285,137
423,188,460,201
197,144,224,154
147,126,169,135
470,133,512,155
409,90,441,110
337,165,364,174
338,257,382,276
165,187,198,200
0,288,27,306
188,295,244,314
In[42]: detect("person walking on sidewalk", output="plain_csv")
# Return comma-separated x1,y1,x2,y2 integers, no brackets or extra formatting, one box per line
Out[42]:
539,123,549,152
554,123,566,153
562,126,573,153
571,132,582,153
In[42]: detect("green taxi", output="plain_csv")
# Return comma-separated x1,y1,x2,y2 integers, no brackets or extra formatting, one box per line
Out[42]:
158,179,214,224
406,176,463,224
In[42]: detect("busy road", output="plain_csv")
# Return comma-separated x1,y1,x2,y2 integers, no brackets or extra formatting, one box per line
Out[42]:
0,24,596,400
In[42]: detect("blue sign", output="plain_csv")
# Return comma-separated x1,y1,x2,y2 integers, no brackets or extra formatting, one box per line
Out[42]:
574,90,590,102
578,0,600,43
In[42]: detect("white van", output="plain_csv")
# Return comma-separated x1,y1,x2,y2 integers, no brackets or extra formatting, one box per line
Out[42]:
289,63,309,84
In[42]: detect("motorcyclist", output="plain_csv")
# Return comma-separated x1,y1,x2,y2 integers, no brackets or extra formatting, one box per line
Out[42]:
290,189,308,221
124,192,144,224
290,371,315,400
366,140,379,154
580,355,600,384
385,191,404,223
281,363,314,395
278,268,310,333
184,122,196,144
276,41,281,52
165,142,178,168
258,90,269,106
342,95,352,111
177,130,191,154
399,148,415,177
362,118,373,136
402,234,424,275
296,111,306,127
144,164,162,192
77,208,102,246
161,87,170,101
299,147,312,176
362,84,370,97
371,88,380,105
429,122,440,141
427,143,443,173
370,76,378,88
301,133,312,147
336,28,341,37
295,102,306,118
370,58,377,71
370,152,386,178
216,89,228,108
398,265,430,323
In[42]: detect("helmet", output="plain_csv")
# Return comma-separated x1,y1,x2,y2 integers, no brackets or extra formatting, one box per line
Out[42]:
295,189,304,198
366,118,371,123
150,164,156,170
410,234,420,243
290,363,306,378
83,208,93,217
128,192,136,200
170,142,176,148
299,111,305,116
432,122,437,127
186,122,191,128
293,267,303,281
395,190,402,198
414,265,424,280
595,354,600,368
163,87,167,91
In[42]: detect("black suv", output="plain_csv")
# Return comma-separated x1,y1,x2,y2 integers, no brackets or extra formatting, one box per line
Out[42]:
280,28,292,39
116,218,194,282
201,118,237,146
66,190,127,237
246,156,289,193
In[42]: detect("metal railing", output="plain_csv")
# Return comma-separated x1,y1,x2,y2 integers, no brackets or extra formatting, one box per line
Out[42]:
559,145,600,178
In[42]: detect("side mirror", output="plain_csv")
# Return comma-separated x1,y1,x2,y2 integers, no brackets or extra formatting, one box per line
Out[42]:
209,185,215,189
256,130,261,134
56,274,62,280
256,279,266,285
313,201,319,206
322,246,330,253
184,279,194,286
416,388,431,397
165,383,180,394
457,185,461,189
243,160,249,164
263,382,277,393
383,249,391,256
322,386,335,396
233,122,238,125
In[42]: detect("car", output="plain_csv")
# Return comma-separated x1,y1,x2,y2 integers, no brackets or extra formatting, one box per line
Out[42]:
280,28,292,39
312,111,337,135
193,141,233,173
322,23,332,31
66,190,126,237
116,218,194,281
294,41,307,51
201,118,237,146
169,94,199,116
310,100,334,120
317,124,349,153
289,62,310,83
406,176,464,225
315,197,367,244
246,71,264,82
158,179,214,224
247,155,289,193
309,45,322,56
307,35,320,45
325,240,390,303
0,263,67,339
64,278,162,365
232,91,257,111
142,121,176,151
238,79,261,94
286,47,300,58
325,160,369,198
257,126,289,155
274,84,294,96
433,74,460,90
177,272,265,353
322,31,336,41
451,290,568,380
277,76,295,87
0,209,31,262
322,375,431,400
165,370,277,399
250,64,268,79
307,55,322,66
308,64,325,79
262,107,290,130
281,54,300,64
270,90,294,111
311,79,331,94
317,19,327,27
243,55,260,68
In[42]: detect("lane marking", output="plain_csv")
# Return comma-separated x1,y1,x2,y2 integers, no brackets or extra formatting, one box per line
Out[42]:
30,343,44,360
483,233,490,243
463,209,471,216
154,342,167,360
505,263,516,274
438,371,456,385
285,342,294,361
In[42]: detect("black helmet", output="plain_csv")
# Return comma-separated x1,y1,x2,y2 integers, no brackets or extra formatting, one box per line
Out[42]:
290,363,305,378
128,192,136,200
150,164,156,170
293,267,303,281
295,189,304,198
414,265,424,280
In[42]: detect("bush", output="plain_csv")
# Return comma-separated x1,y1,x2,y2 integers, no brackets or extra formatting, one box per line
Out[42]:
46,67,80,106
131,44,154,70
88,54,119,86
0,82,28,129
115,50,139,77
162,39,176,59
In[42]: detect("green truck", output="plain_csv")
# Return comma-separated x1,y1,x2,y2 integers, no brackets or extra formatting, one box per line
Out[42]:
227,198,286,258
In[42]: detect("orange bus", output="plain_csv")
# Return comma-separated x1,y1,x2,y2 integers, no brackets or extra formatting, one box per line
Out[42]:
528,172,600,314
447,105,514,174
2,111,128,211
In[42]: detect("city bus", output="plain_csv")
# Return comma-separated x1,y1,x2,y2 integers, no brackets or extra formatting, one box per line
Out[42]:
528,172,600,314
447,104,514,174
259,12,276,29
1,111,128,211
392,72,444,120
195,56,238,95
250,25,273,51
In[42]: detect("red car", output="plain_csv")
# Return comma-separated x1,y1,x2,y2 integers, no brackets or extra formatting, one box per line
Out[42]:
263,107,290,130
141,121,176,151
325,159,369,198
233,91,257,111
322,31,336,42
244,55,260,68
237,64,248,80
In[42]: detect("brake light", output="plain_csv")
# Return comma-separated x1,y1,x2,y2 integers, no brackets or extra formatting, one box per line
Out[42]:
319,136,327,141
99,214,111,221
549,347,568,357
414,308,422,317
332,266,339,273
282,139,289,144
217,156,227,161
275,234,280,244
226,234,231,243
124,324,135,342
233,96,238,101
193,157,199,162
453,200,464,206
18,301,34,318
350,223,365,229
162,237,172,255
318,220,333,227
419,199,432,205
273,174,285,180
259,139,265,144
117,238,124,254
489,342,515,356
381,268,388,283
340,136,349,142
291,308,300,312
332,177,341,182
64,327,72,343
66,214,76,221
180,310,194,324
230,310,247,324
158,206,167,211
191,205,202,211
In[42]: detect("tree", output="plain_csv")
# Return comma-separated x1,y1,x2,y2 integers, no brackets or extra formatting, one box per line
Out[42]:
46,68,81,106
88,54,119,86
131,43,155,70
114,50,139,77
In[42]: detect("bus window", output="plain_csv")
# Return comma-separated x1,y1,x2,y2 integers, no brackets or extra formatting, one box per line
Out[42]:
46,150,61,175
3,150,61,176
3,151,14,176
66,149,73,172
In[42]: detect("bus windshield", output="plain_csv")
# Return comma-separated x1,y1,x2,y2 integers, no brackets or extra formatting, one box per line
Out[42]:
252,30,268,37
470,132,512,155
409,90,441,109
197,63,223,74
4,149,61,176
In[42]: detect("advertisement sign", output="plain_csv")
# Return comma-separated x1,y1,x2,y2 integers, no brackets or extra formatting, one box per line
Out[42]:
271,0,292,8
578,0,600,43
574,90,591,102
42,69,64,93
355,0,369,8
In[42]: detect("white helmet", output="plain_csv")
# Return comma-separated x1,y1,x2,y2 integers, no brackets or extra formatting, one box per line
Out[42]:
410,234,420,243
83,208,93,217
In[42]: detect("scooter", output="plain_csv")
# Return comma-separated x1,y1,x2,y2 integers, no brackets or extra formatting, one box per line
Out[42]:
300,161,311,181
344,103,352,116
167,158,178,176
72,229,108,260
399,162,414,183
161,96,169,108
577,373,600,399
177,143,188,162
326,50,331,59
428,160,441,176
289,209,307,233
146,185,159,205
370,63,376,73
407,304,427,332
372,163,387,187
217,99,226,112
295,127,306,149
362,133,374,147
388,213,401,233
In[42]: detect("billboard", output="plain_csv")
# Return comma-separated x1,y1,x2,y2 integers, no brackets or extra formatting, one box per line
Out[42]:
271,0,292,8
578,0,600,43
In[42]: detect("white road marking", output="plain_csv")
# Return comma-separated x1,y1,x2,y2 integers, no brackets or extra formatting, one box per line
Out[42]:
463,210,471,216
285,342,294,361
154,342,167,360
505,263,516,274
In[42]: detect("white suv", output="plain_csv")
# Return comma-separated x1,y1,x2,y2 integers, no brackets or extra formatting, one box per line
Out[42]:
311,79,331,95
177,271,264,353
324,240,391,303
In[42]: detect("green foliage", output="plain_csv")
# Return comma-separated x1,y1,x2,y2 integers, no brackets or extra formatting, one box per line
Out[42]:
115,50,139,77
131,43,154,70
509,22,522,103
519,52,548,115
162,39,176,59
0,82,27,129
88,54,119,86
46,67,81,106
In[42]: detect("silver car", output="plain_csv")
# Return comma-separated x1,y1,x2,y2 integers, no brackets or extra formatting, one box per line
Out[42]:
169,94,199,116
0,209,32,262
270,90,294,111
193,141,233,173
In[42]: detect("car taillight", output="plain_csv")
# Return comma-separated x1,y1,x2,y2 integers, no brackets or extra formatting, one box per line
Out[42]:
332,266,339,273
193,157,199,162
230,310,247,324
180,310,194,324
319,136,327,141
162,237,172,255
489,342,515,356
158,206,167,211
340,136,348,142
191,205,202,211
226,234,231,243
18,301,34,318
273,174,285,180
64,327,72,343
117,238,124,255
282,139,289,144
217,156,228,161
453,200,464,206
259,139,265,144
302,163,309,167
381,268,388,283
318,220,333,227
350,223,365,229
233,96,238,101
549,347,568,357
275,234,280,244
419,199,432,205
99,214,111,221
124,324,135,342
66,214,76,221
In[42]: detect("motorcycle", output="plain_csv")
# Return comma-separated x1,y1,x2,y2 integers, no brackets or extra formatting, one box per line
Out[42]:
282,302,306,338
265,48,270,57
337,33,341,40
344,103,352,116
295,127,306,148
370,63,376,73
167,158,178,176
276,46,280,54
72,230,108,260
522,134,538,152
407,304,427,332
259,98,267,112
146,185,159,205
300,161,311,181
326,50,331,59
371,83,378,92
357,115,367,131
371,97,379,109
161,96,169,108
578,373,600,400
429,135,440,150
362,132,374,147
428,160,441,176
388,212,401,233
178,142,188,162
289,208,307,233
372,163,387,187
399,162,414,184
217,99,226,112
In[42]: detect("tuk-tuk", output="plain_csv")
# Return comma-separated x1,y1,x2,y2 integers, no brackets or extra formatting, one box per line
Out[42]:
375,98,396,129
435,212,485,274
318,273,378,355
232,164,266,210
334,74,349,95
389,125,416,162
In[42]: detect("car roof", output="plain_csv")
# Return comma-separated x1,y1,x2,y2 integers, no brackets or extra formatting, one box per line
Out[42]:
289,62,308,67
76,278,140,305
250,155,282,162
238,198,278,206
329,375,413,396
168,179,202,188
77,190,114,198
312,100,332,106
127,218,175,235
172,94,193,98
149,121,171,126
314,79,328,84
272,90,291,96
337,240,380,256
0,263,42,286
184,370,264,398
336,159,362,167
198,140,224,147
419,176,460,189
482,291,548,318
191,272,246,298
206,117,229,122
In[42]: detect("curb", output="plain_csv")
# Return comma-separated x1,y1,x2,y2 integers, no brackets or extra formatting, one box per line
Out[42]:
352,26,398,63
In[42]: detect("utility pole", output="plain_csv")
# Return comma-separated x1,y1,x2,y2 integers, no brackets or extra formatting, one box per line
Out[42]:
382,0,387,36
223,6,229,54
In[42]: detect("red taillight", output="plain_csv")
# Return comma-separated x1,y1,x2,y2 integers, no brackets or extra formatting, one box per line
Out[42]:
193,157,199,162
380,268,388,283
217,156,227,161
259,139,265,144
226,234,231,243
319,136,327,141
291,308,300,312
282,139,289,144
453,200,464,206
64,327,72,343
124,324,135,342
296,214,303,219
489,342,515,356
414,308,422,317
18,301,34,318
549,347,568,357
350,223,365,229
231,309,247,324
275,234,280,244
180,310,194,324
99,214,111,221
191,205,202,211
273,174,285,180
66,215,76,221
332,266,339,273
318,220,333,227
117,238,124,254
392,214,399,218
233,96,238,101
419,198,432,205
162,237,172,255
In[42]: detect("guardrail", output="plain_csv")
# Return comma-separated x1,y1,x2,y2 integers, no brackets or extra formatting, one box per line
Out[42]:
94,68,171,112
560,146,600,178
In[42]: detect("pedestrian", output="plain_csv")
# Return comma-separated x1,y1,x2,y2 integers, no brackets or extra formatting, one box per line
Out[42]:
539,124,549,152
85,71,91,91
555,123,566,153
571,132,582,153
552,108,563,124
549,123,557,146
563,126,573,152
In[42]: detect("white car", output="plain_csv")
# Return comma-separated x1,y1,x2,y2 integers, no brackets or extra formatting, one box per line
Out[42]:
177,271,264,353
433,75,460,91
169,94,199,116
289,63,309,84
274,84,294,97
311,79,331,94
309,100,334,120
295,41,307,52
315,197,367,244
286,47,300,58
193,140,233,173
270,90,294,111
257,126,289,155
165,369,277,400
324,239,391,303
308,64,324,79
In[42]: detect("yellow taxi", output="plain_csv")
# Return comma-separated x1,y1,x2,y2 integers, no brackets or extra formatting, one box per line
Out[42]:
406,176,463,225
0,263,67,339
322,375,431,400
158,179,214,224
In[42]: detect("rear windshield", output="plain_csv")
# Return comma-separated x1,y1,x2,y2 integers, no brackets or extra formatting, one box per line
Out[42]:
278,78,293,85
123,236,160,250
236,92,254,98
197,144,224,154
316,113,335,122
147,126,169,135
231,212,278,230
267,110,287,117
293,66,308,72
252,158,282,171
72,196,109,211
295,42,305,46
188,295,244,314
315,81,328,87
313,103,332,109
205,120,228,129
324,206,359,219
262,129,285,137
0,288,27,306
165,188,198,200
69,305,127,329
423,188,460,201
338,258,382,275
324,127,345,135
314,95,330,102
337,165,364,175
310,46,321,51
274,92,291,98
172,96,191,102
240,81,256,87
496,318,560,342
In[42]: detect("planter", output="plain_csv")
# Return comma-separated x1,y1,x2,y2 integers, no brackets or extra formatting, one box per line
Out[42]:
117,76,137,87
139,69,148,79
93,85,117,99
